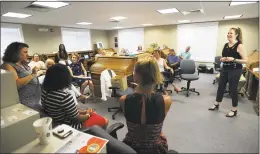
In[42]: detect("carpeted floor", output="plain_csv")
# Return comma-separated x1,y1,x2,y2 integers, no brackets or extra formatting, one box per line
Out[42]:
79,73,258,153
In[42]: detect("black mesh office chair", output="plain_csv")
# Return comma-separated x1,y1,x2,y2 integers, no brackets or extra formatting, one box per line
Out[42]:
83,125,179,154
213,56,222,84
108,87,135,120
179,60,200,97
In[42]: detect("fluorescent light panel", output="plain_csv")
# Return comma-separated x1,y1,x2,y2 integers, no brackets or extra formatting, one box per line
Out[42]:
224,15,243,19
76,22,92,25
157,8,179,14
113,27,123,29
178,20,191,23
142,24,153,26
2,12,31,18
230,0,258,6
32,0,69,8
110,16,127,21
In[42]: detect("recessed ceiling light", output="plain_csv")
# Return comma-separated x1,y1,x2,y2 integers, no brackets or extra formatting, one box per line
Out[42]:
230,0,258,6
32,0,69,9
142,24,153,26
2,12,32,18
177,20,191,23
76,22,92,25
224,15,243,19
157,8,179,14
110,16,127,21
113,27,123,29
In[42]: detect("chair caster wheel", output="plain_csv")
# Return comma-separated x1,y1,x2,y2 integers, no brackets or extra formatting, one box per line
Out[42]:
186,94,189,97
241,94,244,97
198,93,200,95
112,117,115,120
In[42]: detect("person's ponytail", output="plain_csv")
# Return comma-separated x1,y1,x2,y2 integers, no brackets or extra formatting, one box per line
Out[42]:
236,27,243,44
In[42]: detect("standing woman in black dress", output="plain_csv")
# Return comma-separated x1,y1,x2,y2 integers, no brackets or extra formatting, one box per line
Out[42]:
54,44,68,63
209,27,247,117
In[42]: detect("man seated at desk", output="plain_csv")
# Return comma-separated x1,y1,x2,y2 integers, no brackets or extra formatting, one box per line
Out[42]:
167,49,180,70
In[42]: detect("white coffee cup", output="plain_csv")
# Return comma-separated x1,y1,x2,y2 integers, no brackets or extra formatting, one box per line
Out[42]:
33,117,53,145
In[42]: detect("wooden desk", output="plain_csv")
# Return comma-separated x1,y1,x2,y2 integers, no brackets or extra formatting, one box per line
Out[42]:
12,124,107,153
245,66,259,115
90,52,149,96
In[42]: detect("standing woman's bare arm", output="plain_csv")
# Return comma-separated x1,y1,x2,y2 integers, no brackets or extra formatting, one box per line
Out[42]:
163,95,172,114
81,63,87,76
119,95,127,112
4,64,34,88
235,44,248,64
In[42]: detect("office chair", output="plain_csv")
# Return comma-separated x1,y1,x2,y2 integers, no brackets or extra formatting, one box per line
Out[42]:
108,87,135,120
83,125,179,154
213,56,222,84
179,60,200,97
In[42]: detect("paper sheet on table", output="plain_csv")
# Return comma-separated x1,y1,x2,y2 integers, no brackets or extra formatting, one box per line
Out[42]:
55,132,108,154
253,67,259,72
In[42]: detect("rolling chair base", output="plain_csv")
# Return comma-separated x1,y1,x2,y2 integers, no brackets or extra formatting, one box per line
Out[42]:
108,107,122,120
180,87,200,97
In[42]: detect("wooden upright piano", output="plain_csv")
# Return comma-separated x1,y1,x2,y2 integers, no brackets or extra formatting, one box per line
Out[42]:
90,52,149,97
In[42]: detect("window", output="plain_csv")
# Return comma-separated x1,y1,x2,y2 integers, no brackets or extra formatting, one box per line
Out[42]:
177,22,219,62
61,27,91,52
118,28,144,53
1,23,24,63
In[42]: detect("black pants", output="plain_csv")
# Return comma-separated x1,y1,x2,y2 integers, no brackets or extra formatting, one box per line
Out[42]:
216,69,242,107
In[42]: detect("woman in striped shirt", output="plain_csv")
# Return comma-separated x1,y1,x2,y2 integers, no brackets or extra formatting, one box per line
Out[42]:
41,64,108,129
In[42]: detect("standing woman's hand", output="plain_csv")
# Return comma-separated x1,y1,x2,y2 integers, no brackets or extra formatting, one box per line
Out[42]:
220,57,227,62
225,57,235,62
32,66,37,75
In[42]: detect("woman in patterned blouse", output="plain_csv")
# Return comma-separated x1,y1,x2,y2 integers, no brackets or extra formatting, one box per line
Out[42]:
1,42,43,109
69,53,95,97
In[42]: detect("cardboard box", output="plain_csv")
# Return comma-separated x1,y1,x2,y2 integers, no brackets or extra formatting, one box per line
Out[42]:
111,75,128,91
1,103,40,153
1,70,20,109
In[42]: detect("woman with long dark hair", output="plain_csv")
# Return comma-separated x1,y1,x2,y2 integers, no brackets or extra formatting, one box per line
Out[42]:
54,44,68,63
209,27,247,117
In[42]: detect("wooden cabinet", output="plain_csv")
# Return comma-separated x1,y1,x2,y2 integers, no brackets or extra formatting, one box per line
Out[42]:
90,52,149,97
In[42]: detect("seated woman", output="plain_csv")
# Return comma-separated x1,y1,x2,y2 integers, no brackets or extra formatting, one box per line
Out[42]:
41,64,108,129
28,53,46,75
28,53,45,70
38,59,89,102
69,53,95,97
152,50,181,94
1,42,42,109
120,57,172,154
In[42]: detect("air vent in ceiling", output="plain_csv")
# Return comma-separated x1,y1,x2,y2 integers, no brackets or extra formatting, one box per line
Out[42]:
189,9,202,13
182,9,204,15
24,4,53,12
109,20,121,23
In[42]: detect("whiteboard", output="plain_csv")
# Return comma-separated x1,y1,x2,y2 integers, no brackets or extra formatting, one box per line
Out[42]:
177,22,219,62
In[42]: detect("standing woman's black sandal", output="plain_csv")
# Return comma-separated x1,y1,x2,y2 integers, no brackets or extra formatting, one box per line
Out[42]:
226,110,237,117
208,104,219,111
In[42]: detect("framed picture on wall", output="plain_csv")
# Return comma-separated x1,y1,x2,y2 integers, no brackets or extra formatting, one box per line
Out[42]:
115,43,118,48
114,37,118,43
96,42,103,49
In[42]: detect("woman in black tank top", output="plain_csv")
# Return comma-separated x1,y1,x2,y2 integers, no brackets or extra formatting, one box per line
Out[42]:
120,57,173,154
209,27,248,117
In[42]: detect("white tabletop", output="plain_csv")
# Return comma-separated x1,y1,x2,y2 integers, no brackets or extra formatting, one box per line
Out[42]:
12,124,107,153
